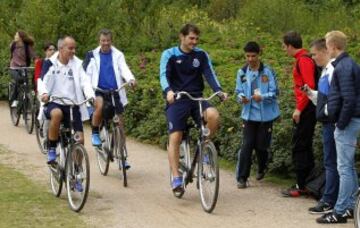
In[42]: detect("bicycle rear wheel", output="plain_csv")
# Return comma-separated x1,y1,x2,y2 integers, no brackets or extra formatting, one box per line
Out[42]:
355,191,360,227
24,93,34,134
96,126,110,175
65,144,90,212
49,148,63,197
198,141,219,213
8,83,20,126
115,127,127,187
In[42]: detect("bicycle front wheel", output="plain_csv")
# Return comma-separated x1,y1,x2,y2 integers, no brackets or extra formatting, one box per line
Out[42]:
198,141,219,213
96,126,110,176
24,93,34,134
8,83,20,126
65,144,90,212
355,191,360,227
35,119,47,154
115,127,127,187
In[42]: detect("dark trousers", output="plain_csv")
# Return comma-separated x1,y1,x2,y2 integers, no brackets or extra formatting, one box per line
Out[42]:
236,120,273,182
292,103,316,189
321,123,339,205
9,69,27,101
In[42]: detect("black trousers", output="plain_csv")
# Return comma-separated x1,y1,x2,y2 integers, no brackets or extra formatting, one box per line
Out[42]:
236,120,273,182
292,103,317,189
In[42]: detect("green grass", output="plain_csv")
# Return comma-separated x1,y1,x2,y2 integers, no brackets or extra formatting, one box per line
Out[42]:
0,163,86,228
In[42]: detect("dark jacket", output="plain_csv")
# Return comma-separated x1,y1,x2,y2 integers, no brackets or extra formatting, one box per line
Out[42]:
327,52,360,130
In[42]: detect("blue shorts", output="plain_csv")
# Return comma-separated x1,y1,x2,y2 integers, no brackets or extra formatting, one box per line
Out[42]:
95,91,124,120
165,99,211,133
44,102,83,132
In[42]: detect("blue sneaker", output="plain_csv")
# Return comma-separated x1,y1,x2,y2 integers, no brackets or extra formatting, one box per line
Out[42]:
92,133,102,147
47,148,57,164
172,176,183,191
202,153,210,165
75,180,83,192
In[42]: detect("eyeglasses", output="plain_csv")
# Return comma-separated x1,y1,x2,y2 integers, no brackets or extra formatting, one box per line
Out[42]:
47,48,56,51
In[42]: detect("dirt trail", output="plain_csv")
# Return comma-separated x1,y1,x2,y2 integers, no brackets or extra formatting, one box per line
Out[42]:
0,102,353,228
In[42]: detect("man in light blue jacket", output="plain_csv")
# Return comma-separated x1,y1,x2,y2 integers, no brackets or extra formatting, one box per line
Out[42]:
235,41,280,188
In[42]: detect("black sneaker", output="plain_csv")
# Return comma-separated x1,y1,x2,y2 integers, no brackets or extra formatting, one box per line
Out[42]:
343,209,353,219
309,201,333,214
237,178,247,189
316,212,347,224
256,172,265,181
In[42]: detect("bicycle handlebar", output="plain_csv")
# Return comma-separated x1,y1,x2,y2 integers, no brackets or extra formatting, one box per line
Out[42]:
94,82,130,94
49,96,93,106
8,67,35,70
175,91,223,101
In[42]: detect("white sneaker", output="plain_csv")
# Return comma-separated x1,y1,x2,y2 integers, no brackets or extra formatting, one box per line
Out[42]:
11,100,18,108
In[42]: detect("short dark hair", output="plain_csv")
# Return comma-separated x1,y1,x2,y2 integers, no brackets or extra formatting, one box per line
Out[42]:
43,42,56,51
179,24,200,36
243,41,260,53
283,31,302,49
99,28,112,39
310,38,326,50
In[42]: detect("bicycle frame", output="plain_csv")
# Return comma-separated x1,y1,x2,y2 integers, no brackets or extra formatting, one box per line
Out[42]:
174,91,222,186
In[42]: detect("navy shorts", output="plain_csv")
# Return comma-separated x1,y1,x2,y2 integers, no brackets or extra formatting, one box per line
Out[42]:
165,99,211,133
44,102,83,132
95,91,124,119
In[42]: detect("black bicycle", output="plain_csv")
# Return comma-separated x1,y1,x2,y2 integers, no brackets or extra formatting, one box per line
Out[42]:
169,91,221,213
47,96,92,212
34,98,48,154
355,189,360,227
94,82,130,187
7,67,35,134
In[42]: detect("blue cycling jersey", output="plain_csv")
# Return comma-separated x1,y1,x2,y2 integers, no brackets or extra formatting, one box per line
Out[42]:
160,46,221,96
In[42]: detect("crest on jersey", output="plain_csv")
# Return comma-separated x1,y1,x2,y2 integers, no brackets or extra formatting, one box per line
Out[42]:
192,58,200,68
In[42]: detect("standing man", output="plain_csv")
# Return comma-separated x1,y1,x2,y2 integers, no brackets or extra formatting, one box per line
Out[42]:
160,24,227,193
235,41,280,188
281,31,317,197
83,29,136,169
316,31,360,224
304,38,339,214
38,36,95,170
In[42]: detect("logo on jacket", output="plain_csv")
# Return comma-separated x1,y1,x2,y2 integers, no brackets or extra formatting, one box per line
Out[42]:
192,58,200,68
176,59,182,64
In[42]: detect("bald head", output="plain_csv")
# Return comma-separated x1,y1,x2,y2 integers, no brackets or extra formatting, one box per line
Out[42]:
58,36,76,64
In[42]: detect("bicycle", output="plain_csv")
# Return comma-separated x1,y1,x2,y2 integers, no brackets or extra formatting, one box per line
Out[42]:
47,96,92,212
169,91,221,213
355,189,360,227
94,82,130,187
34,98,48,154
7,67,35,134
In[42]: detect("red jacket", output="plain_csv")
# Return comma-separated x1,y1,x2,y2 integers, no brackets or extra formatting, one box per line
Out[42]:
34,58,43,92
292,49,316,112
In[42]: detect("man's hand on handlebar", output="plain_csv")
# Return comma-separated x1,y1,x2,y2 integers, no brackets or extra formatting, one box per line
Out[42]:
217,91,228,102
41,93,49,103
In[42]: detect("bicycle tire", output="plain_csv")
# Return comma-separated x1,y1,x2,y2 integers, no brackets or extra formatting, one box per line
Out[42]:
65,144,90,212
96,126,110,176
355,191,360,228
24,93,34,134
198,141,219,213
35,119,47,154
115,127,127,187
8,83,20,126
49,151,63,197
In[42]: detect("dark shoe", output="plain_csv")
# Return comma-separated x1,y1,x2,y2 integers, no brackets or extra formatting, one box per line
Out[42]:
309,201,333,214
256,172,265,181
316,212,347,224
281,185,309,197
343,209,353,219
237,178,247,189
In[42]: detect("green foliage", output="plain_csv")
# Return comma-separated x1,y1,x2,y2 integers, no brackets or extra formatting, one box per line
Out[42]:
1,0,360,176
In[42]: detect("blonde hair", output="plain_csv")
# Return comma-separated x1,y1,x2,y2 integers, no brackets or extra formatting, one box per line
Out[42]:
325,31,347,50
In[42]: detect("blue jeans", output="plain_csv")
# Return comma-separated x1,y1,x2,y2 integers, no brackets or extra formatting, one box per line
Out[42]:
334,118,360,214
321,123,339,206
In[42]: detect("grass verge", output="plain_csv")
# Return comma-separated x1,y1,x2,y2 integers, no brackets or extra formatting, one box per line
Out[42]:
0,163,86,228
